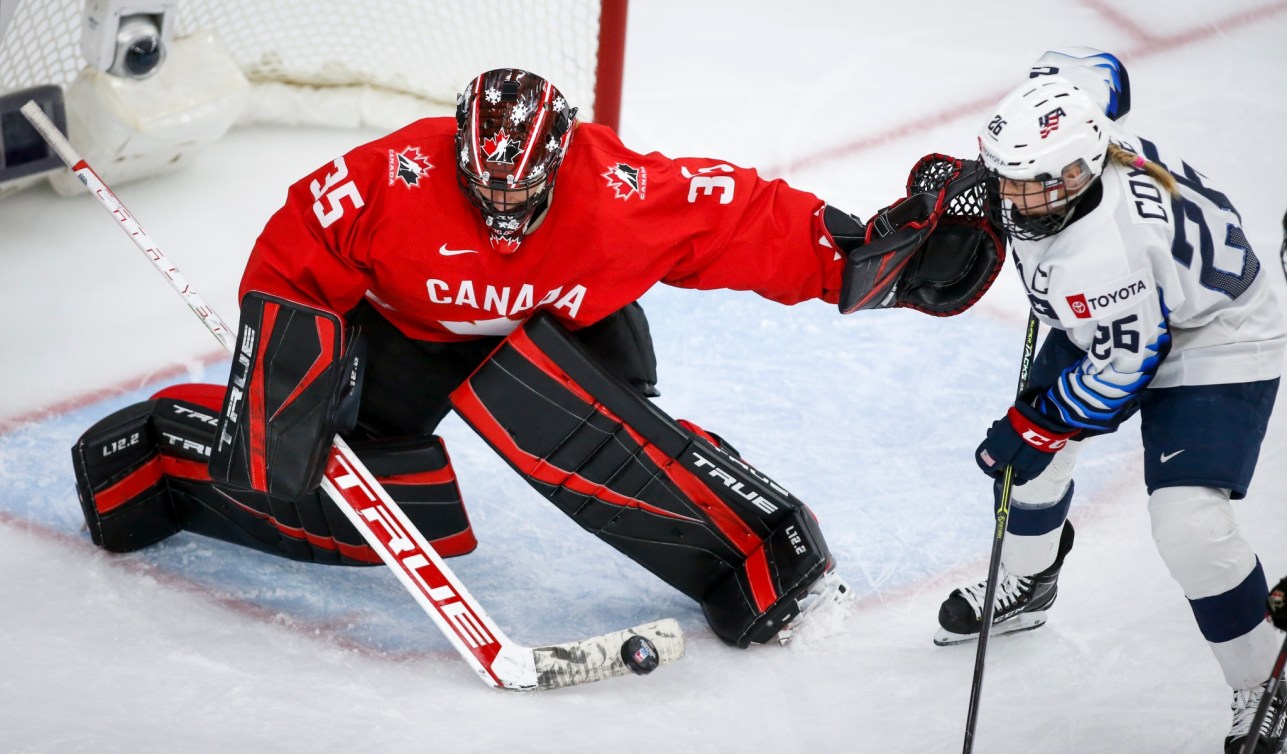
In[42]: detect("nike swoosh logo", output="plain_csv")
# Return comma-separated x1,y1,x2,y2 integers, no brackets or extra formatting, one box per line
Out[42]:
1160,450,1186,463
439,244,479,256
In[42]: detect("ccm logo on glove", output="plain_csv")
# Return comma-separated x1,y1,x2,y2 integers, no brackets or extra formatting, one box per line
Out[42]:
975,402,1078,484
1008,405,1071,451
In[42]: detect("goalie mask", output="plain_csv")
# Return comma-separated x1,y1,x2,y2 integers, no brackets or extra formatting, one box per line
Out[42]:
977,76,1109,241
455,68,577,252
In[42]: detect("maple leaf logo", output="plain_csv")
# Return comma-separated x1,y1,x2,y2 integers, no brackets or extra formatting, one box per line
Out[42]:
602,163,646,200
482,129,522,165
490,233,522,254
389,146,434,187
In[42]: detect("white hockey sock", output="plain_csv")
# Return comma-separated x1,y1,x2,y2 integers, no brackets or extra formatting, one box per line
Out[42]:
1001,441,1081,576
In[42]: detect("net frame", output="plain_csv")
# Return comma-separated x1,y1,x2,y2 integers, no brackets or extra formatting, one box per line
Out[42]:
0,0,627,130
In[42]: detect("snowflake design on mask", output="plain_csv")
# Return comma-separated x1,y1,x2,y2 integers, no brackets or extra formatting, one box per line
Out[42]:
546,136,561,153
484,87,501,104
553,97,566,112
459,145,468,165
532,164,545,177
509,103,528,125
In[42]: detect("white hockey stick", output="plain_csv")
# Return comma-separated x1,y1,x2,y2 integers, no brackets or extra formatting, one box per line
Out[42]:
22,101,683,691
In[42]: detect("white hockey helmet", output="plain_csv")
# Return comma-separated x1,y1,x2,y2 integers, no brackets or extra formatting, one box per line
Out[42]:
977,76,1110,239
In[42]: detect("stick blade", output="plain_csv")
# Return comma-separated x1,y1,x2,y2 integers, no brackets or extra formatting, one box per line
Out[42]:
529,619,685,691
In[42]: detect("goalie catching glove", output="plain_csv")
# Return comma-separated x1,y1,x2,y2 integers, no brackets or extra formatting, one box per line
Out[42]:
838,153,1004,316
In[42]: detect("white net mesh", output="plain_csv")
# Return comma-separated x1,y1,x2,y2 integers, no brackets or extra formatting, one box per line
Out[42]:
1,0,612,121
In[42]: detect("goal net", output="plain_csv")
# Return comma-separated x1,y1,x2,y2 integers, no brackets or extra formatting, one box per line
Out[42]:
1,0,625,124
0,0,627,193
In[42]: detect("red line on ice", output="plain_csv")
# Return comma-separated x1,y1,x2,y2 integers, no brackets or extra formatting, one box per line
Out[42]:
768,1,1287,179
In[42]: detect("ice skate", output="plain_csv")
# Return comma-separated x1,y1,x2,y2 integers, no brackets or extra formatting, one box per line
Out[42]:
776,570,853,646
933,521,1073,647
1226,680,1287,754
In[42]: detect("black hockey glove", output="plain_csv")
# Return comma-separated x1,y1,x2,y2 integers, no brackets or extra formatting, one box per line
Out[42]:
976,401,1078,484
1269,576,1287,632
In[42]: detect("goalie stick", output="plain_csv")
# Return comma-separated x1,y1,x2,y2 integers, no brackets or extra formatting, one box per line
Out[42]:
21,100,684,691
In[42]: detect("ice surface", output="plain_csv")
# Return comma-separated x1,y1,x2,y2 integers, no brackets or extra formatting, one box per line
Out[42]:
2,2,1285,752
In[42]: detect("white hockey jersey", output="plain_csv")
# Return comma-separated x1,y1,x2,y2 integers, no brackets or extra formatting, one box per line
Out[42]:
1010,134,1286,431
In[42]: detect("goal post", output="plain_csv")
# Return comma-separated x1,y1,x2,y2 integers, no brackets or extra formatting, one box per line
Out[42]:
593,0,628,133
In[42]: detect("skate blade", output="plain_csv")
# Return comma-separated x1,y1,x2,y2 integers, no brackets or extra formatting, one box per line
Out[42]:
777,572,853,646
932,609,1049,647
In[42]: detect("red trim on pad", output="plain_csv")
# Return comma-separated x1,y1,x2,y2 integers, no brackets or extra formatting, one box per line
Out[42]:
94,456,163,514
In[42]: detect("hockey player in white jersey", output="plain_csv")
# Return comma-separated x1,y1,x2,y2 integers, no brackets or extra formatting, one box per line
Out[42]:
934,49,1287,753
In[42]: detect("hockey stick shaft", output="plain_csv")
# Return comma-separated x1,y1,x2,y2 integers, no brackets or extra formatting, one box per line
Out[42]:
21,101,682,690
20,108,236,353
962,310,1041,754
1240,632,1287,754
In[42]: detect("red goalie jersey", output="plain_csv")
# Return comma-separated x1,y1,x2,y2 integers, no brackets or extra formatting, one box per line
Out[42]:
241,117,845,340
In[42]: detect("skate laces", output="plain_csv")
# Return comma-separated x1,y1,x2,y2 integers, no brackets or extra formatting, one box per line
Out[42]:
1231,687,1259,735
1230,682,1286,740
959,570,1031,618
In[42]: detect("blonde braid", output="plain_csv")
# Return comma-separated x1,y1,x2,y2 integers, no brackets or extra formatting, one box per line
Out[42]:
1107,142,1179,196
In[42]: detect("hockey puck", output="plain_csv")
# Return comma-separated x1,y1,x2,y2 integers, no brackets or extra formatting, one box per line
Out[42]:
620,634,660,675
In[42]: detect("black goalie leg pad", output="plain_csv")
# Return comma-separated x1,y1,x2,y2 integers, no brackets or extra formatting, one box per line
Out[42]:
701,506,832,645
73,384,475,561
450,313,835,647
73,400,180,552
